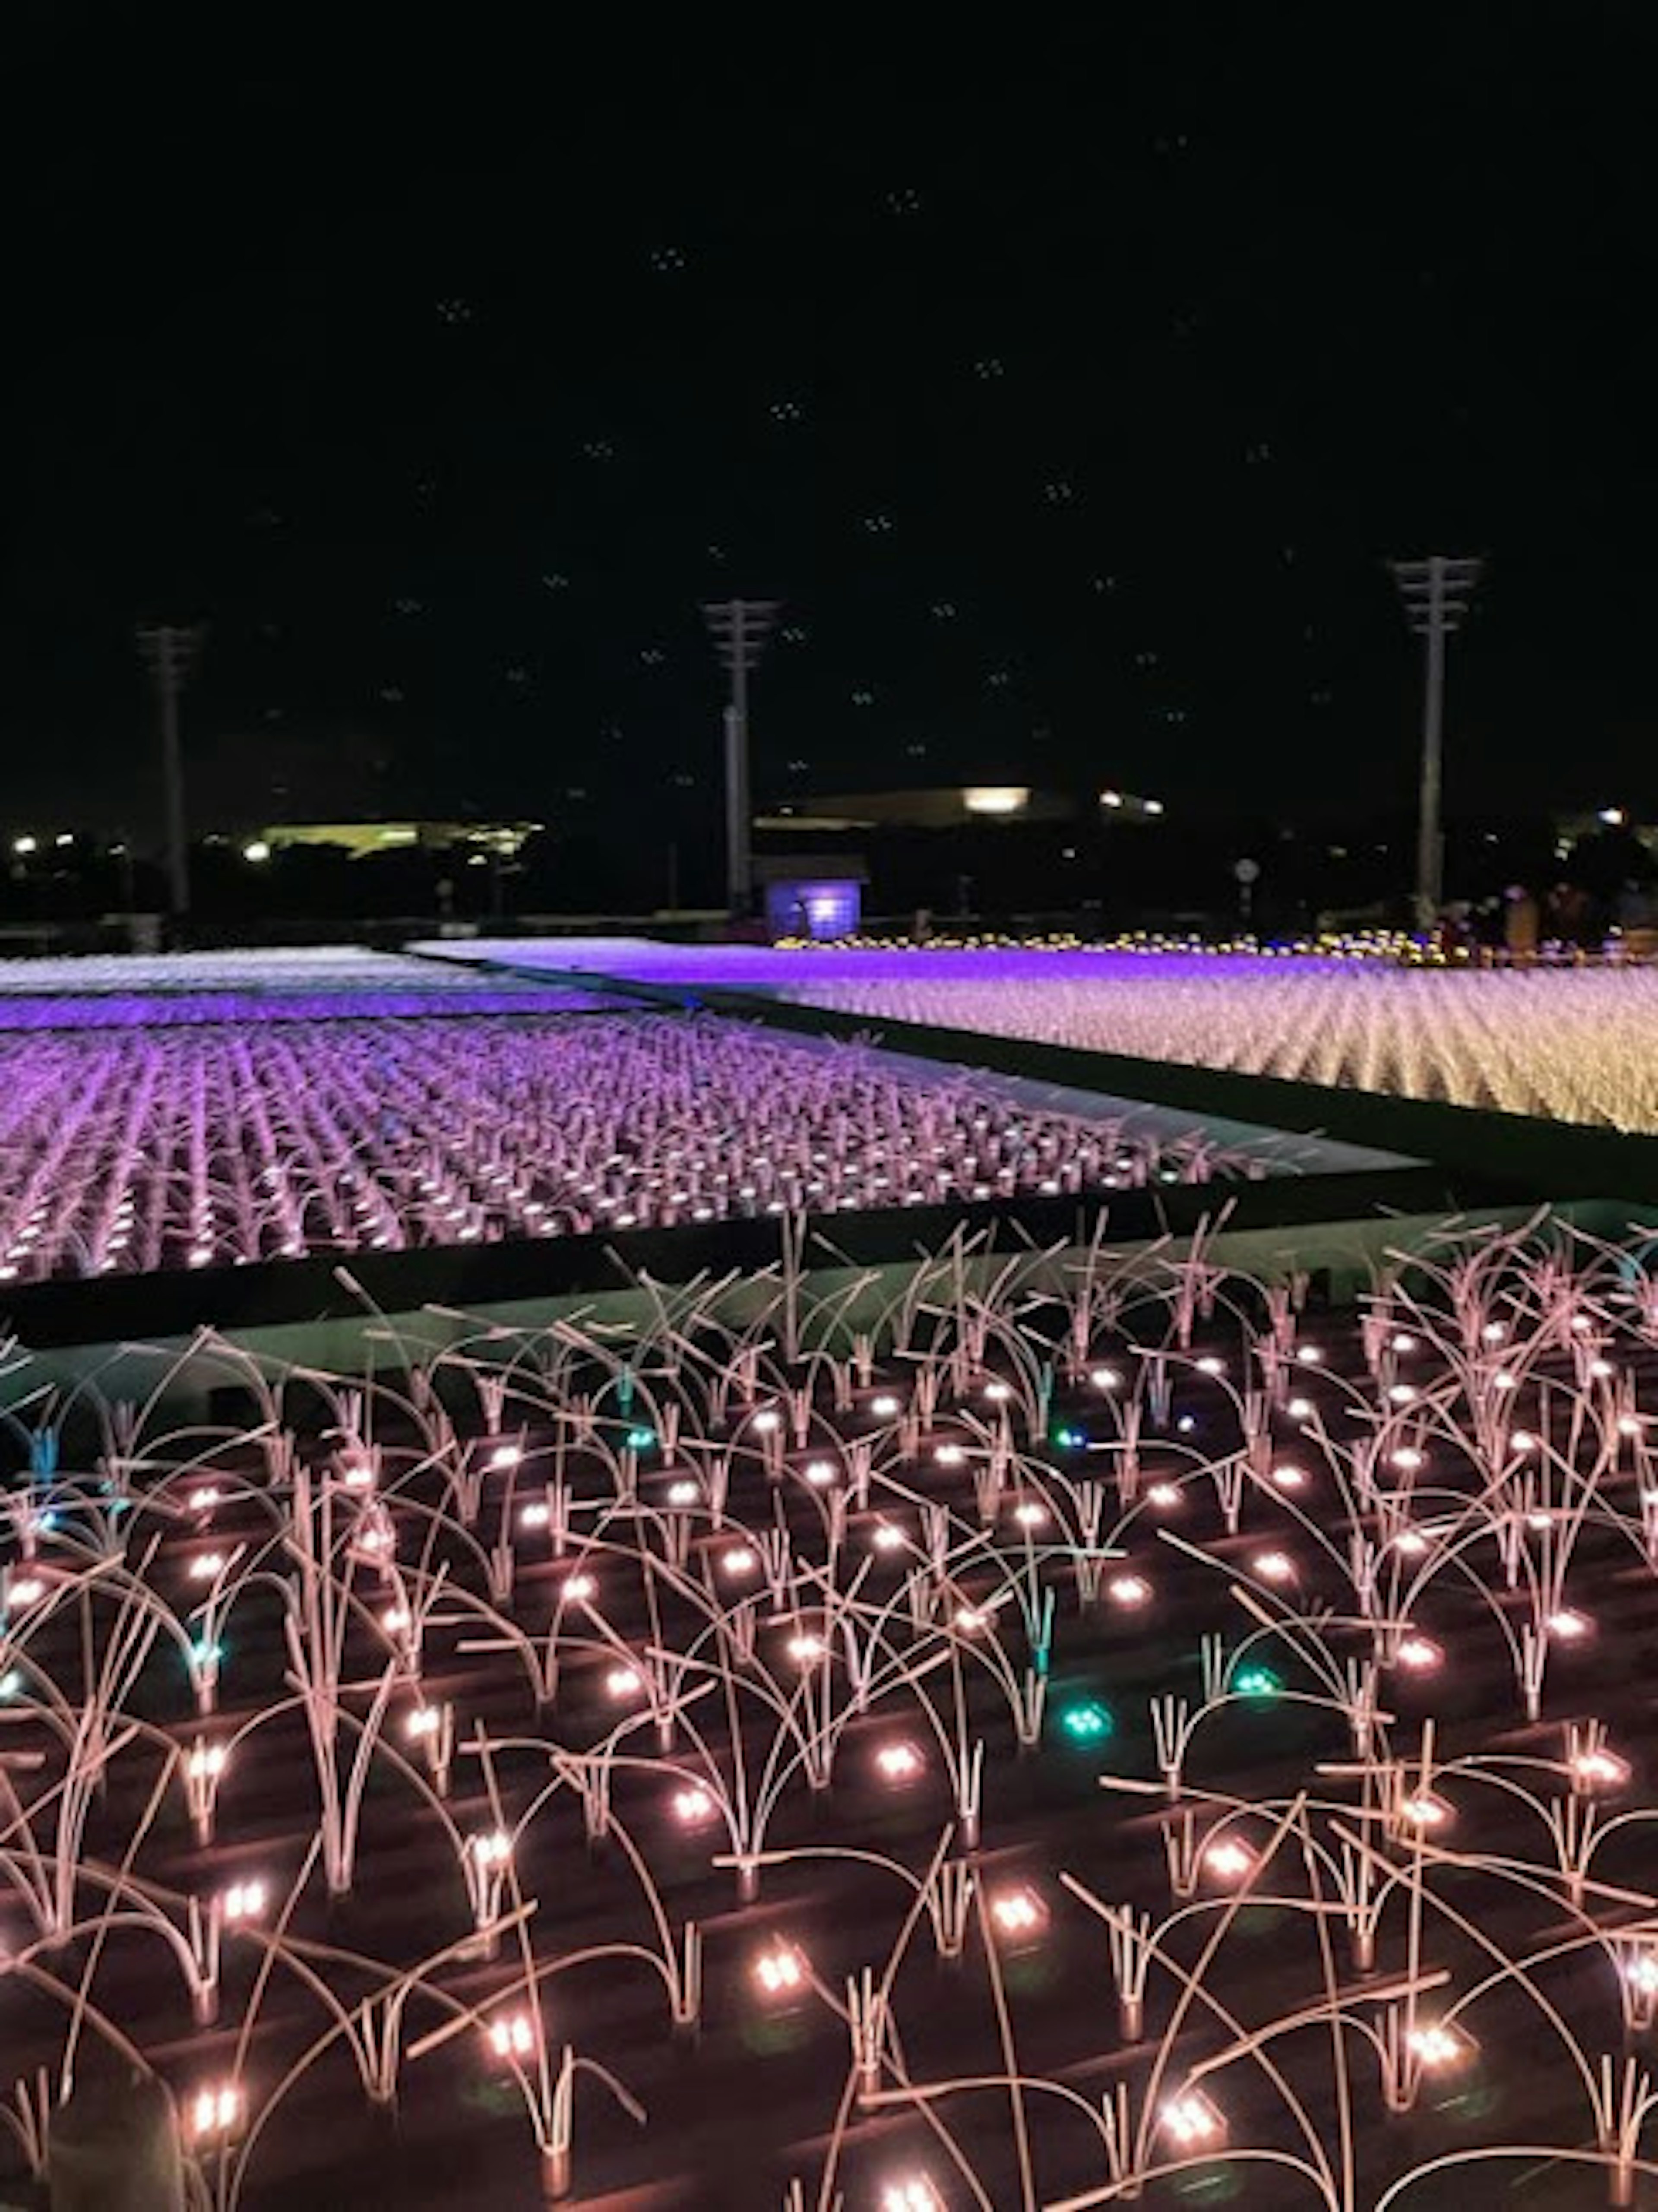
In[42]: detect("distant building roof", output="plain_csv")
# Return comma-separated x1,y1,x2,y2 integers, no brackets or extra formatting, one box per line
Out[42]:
757,786,1161,831
260,821,542,859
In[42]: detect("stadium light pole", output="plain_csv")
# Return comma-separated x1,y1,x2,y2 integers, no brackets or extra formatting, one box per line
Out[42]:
702,598,780,917
136,622,206,927
1388,556,1483,933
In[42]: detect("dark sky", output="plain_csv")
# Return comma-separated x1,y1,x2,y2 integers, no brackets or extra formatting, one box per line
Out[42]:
7,6,1658,843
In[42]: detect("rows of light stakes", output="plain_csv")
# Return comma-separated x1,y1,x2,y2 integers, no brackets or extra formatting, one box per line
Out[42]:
0,1012,1260,1282
8,1215,1658,2203
770,950,1658,1133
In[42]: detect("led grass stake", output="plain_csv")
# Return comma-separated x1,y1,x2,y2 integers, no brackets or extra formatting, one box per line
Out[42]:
876,1740,924,1783
753,1943,808,2000
189,2082,244,2147
988,1885,1047,1944
1060,1699,1114,1745
880,2176,944,2212
1159,2089,1227,2156
1618,1940,1658,2034
184,1739,229,1847
463,1828,513,1957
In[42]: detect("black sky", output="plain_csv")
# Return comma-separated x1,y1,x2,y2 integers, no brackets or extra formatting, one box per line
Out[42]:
7,6,1658,843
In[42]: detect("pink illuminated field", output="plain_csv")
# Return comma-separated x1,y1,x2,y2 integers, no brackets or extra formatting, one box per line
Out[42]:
5,1214,1658,2204
0,1011,1262,1284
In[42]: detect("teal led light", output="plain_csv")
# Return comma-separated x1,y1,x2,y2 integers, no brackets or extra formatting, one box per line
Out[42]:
1235,1665,1281,1701
191,1639,224,1669
625,1425,656,1451
1060,1698,1114,1743
0,1670,22,1700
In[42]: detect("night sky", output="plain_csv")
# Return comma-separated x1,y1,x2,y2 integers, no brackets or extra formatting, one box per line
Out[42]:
9,8,1658,846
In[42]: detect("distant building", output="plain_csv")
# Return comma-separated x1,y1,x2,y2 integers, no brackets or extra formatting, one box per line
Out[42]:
257,820,542,861
756,785,1163,833
753,854,869,939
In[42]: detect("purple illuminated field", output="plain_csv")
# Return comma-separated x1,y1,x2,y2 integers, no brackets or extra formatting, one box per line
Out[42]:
0,947,589,1030
5,1215,1658,2205
434,940,1658,1132
0,1013,1262,1284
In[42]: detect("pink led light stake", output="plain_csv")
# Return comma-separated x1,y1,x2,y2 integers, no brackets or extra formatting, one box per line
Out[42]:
1547,1608,1592,1642
876,1740,923,1783
988,1885,1047,1943
190,2082,244,2146
487,2011,535,2060
753,1943,807,2000
1408,2021,1472,2070
1161,2089,1227,2154
184,1739,229,1845
1203,1835,1256,1883
463,1828,513,1957
1620,1941,1658,2032
881,2177,945,2212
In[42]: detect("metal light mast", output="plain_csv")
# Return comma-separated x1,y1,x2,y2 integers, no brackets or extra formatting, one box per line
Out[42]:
1388,555,1483,932
135,622,206,925
702,598,779,916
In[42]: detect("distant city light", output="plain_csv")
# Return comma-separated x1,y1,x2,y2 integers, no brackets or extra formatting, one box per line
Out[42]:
963,786,1029,816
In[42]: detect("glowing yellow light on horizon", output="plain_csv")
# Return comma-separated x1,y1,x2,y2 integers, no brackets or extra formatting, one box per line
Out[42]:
963,786,1029,816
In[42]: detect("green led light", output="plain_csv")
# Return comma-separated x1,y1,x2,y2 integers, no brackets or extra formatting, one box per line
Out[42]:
1235,1665,1281,1701
1060,1698,1114,1743
1052,1426,1088,1450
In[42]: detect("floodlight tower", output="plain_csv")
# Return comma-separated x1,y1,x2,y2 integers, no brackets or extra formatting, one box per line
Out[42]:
135,621,206,924
1388,555,1483,932
702,598,780,916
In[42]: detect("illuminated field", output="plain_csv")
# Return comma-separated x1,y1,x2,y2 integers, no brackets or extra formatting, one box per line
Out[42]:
4,1215,1658,2205
0,1012,1262,1284
439,941,1658,1133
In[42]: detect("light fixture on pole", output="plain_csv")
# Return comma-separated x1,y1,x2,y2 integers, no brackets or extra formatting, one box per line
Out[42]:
135,622,206,925
702,598,780,917
1388,555,1483,933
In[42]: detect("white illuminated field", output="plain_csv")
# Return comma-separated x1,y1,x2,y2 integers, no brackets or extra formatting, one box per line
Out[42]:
775,956,1658,1131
